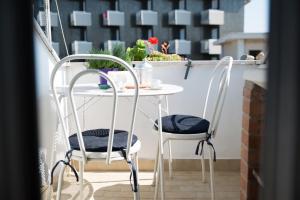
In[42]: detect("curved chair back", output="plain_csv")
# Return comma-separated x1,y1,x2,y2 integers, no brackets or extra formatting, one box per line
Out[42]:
50,54,140,163
202,56,233,138
69,69,118,164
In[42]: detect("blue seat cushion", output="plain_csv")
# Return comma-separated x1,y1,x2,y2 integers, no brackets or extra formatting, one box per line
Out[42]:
69,129,138,152
155,115,210,134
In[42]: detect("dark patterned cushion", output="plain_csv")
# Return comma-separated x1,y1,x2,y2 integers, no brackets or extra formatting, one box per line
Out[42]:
155,115,210,134
69,129,138,152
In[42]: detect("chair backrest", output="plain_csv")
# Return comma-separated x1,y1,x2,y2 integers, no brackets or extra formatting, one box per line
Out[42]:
202,56,233,138
50,54,140,164
69,69,118,164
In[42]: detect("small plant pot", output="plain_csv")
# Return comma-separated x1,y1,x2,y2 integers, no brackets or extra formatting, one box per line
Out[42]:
99,68,119,85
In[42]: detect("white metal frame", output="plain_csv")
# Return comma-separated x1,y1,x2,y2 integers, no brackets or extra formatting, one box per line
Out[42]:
50,54,141,200
152,56,233,200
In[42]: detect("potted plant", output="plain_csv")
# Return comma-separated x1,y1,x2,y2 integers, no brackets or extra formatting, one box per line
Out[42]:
126,39,148,61
87,44,130,86
127,37,182,61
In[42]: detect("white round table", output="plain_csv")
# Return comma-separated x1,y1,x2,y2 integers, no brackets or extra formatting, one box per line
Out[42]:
61,83,183,97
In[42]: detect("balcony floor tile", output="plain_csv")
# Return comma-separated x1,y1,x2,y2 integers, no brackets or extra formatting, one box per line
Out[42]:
49,171,240,200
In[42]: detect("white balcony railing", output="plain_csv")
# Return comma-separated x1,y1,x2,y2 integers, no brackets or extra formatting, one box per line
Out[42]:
37,11,58,27
71,41,92,54
201,9,224,25
70,11,92,27
103,10,125,26
104,40,125,51
168,9,191,25
52,42,59,55
169,39,191,55
201,39,222,55
136,10,158,26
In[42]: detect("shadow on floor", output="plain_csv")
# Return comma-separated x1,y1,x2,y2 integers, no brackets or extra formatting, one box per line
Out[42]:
93,183,155,200
51,179,94,200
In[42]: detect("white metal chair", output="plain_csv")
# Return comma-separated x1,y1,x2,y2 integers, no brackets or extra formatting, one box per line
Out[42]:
152,56,233,200
50,54,141,200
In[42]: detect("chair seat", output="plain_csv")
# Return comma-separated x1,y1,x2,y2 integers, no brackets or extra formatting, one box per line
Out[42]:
155,115,210,134
69,129,138,152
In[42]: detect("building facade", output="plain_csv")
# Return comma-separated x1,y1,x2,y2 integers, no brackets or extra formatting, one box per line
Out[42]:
34,0,249,60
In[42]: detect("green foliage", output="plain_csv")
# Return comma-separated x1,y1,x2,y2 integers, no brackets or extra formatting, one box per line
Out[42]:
87,44,130,70
88,48,113,69
126,39,182,61
111,44,130,70
146,51,182,61
126,39,147,61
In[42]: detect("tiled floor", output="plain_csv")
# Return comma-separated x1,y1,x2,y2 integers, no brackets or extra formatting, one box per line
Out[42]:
50,171,240,200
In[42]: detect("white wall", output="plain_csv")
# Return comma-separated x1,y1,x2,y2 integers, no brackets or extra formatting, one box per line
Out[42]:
34,22,66,168
64,61,255,160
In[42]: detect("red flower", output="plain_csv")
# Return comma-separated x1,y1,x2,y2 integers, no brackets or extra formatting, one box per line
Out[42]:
148,37,158,45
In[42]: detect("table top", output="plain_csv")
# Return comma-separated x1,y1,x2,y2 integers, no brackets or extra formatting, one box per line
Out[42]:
56,84,183,97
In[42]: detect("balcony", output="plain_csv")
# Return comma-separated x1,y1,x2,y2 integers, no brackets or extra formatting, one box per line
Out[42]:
71,41,92,54
70,11,92,27
102,10,125,26
52,42,59,55
104,40,125,51
169,39,191,55
37,11,58,27
136,10,158,26
39,57,258,199
201,9,224,25
201,39,222,55
168,9,191,25
34,22,264,200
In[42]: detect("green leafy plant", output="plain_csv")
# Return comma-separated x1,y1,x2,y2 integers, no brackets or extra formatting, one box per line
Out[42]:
87,44,130,70
88,48,113,69
127,38,182,61
146,51,182,61
111,44,131,70
126,39,147,61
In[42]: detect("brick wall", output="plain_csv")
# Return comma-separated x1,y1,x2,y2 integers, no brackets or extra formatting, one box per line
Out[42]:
240,81,265,200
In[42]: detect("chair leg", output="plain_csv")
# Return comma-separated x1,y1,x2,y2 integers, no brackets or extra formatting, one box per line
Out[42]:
168,140,173,178
56,164,66,200
159,149,165,200
153,142,160,199
134,153,139,178
152,143,159,186
133,153,141,200
79,161,84,199
208,146,215,200
154,144,165,200
201,144,206,183
134,191,141,200
154,164,160,200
